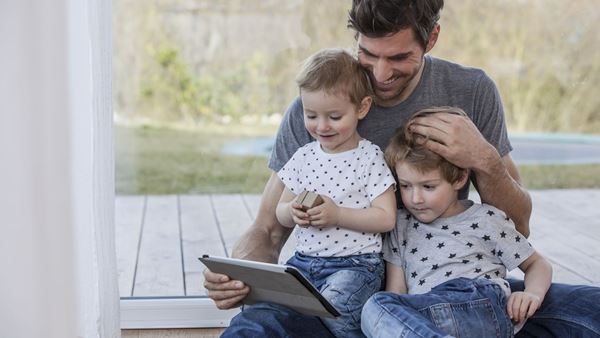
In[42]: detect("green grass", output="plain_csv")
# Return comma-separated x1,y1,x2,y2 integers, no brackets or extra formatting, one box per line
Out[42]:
116,125,600,194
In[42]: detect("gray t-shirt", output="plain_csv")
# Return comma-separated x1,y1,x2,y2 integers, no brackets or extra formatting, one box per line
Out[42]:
269,55,512,200
383,201,535,296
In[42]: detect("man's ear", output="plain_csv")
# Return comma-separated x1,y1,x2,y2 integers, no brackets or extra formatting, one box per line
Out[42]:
357,96,372,120
452,169,470,190
425,24,440,53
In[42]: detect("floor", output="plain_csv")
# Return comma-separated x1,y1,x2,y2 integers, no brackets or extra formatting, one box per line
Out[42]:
115,190,600,335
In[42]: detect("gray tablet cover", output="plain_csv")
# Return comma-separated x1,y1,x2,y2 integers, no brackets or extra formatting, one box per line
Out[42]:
199,255,340,318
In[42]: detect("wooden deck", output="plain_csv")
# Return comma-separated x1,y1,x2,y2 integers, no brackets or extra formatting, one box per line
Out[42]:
116,190,600,298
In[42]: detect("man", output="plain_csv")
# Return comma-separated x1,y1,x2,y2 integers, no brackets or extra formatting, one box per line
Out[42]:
205,1,600,337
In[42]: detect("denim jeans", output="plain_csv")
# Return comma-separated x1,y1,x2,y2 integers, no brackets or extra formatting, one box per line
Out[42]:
361,277,513,338
287,252,385,338
509,279,600,338
221,278,600,338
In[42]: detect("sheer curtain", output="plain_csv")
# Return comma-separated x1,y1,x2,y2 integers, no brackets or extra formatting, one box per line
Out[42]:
0,1,119,337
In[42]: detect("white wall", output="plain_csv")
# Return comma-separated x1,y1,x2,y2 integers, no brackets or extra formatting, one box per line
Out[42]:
0,1,119,337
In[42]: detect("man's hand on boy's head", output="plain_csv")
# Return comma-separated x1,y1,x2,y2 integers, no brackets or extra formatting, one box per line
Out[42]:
304,196,340,228
409,112,498,171
507,291,543,323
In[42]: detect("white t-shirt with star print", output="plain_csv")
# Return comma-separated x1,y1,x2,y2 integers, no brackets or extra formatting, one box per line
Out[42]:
383,200,535,296
278,139,396,257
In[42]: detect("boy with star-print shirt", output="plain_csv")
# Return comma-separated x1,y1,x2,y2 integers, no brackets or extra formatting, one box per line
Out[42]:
275,48,397,338
360,107,552,338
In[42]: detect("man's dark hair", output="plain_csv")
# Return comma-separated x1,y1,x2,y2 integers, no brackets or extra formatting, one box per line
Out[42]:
348,0,444,49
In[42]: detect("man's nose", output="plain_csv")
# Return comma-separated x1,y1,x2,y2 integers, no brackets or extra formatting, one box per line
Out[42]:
372,58,392,83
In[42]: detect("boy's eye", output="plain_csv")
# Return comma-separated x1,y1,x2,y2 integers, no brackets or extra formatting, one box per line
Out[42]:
329,115,342,121
423,185,436,190
399,184,409,189
305,115,317,119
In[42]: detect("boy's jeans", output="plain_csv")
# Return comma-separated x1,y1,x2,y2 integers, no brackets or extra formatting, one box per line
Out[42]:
286,252,385,338
361,277,513,338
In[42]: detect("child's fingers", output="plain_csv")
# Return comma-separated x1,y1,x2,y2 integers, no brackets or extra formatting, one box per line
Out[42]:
526,299,540,319
507,295,515,319
510,295,524,321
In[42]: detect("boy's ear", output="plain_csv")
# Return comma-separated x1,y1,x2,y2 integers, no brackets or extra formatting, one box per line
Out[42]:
452,169,470,190
357,96,372,120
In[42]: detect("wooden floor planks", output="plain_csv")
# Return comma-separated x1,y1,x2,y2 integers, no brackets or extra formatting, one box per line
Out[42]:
116,190,600,298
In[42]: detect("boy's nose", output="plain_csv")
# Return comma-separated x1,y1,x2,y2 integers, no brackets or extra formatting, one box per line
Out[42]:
412,190,424,204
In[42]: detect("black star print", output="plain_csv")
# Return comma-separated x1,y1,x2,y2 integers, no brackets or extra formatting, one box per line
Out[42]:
402,240,407,246
466,242,473,248
411,271,418,278
442,225,449,230
392,247,398,253
505,216,510,221
425,233,433,240
482,235,491,241
470,223,479,229
405,214,411,220
462,259,470,264
432,264,439,270
421,257,428,262
491,249,496,255
515,236,521,242
487,210,495,216
495,271,501,276
410,248,418,254
476,254,483,260
437,242,445,249
475,268,482,273
484,274,491,279
448,253,456,259
452,231,461,236
514,253,521,259
497,250,503,257
413,222,420,229
419,279,426,286
500,231,507,238
445,271,453,277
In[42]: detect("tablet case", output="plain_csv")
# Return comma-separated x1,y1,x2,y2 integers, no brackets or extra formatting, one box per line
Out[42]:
199,255,340,318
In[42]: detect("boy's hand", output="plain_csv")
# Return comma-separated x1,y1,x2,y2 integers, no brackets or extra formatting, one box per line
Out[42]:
289,201,311,227
507,291,542,323
304,196,340,228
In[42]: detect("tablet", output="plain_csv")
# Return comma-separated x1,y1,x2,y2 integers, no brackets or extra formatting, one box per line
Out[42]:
199,255,340,318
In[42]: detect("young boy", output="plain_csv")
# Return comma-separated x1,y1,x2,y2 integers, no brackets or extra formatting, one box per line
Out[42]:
275,48,397,338
361,107,552,338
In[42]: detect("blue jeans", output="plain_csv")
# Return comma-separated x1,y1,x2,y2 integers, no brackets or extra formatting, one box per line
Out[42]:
361,278,513,338
509,279,600,338
221,278,600,338
221,252,384,338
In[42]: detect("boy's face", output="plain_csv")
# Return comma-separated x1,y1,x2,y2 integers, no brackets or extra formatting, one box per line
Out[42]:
301,89,369,153
395,162,464,223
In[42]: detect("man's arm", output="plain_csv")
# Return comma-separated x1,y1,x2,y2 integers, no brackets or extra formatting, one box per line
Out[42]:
410,112,532,237
203,172,291,309
232,171,292,261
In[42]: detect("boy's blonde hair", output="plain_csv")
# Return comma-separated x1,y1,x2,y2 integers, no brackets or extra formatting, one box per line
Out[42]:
384,106,468,184
296,48,372,108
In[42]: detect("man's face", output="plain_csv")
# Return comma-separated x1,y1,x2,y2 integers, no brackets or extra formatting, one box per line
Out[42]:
357,29,426,107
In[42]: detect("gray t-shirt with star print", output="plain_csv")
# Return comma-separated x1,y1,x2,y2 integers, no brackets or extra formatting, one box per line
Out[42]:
383,200,535,296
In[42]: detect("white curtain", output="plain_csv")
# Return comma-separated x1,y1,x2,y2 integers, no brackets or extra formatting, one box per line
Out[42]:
0,1,119,337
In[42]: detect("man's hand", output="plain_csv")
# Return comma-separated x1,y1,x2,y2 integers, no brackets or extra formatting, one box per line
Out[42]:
507,291,543,323
409,112,498,170
203,268,249,309
305,196,341,228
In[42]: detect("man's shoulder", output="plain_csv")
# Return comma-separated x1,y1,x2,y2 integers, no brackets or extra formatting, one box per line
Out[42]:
427,56,488,83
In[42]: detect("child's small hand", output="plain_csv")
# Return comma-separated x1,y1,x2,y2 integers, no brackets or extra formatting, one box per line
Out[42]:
507,291,542,323
290,201,311,227
304,196,340,228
